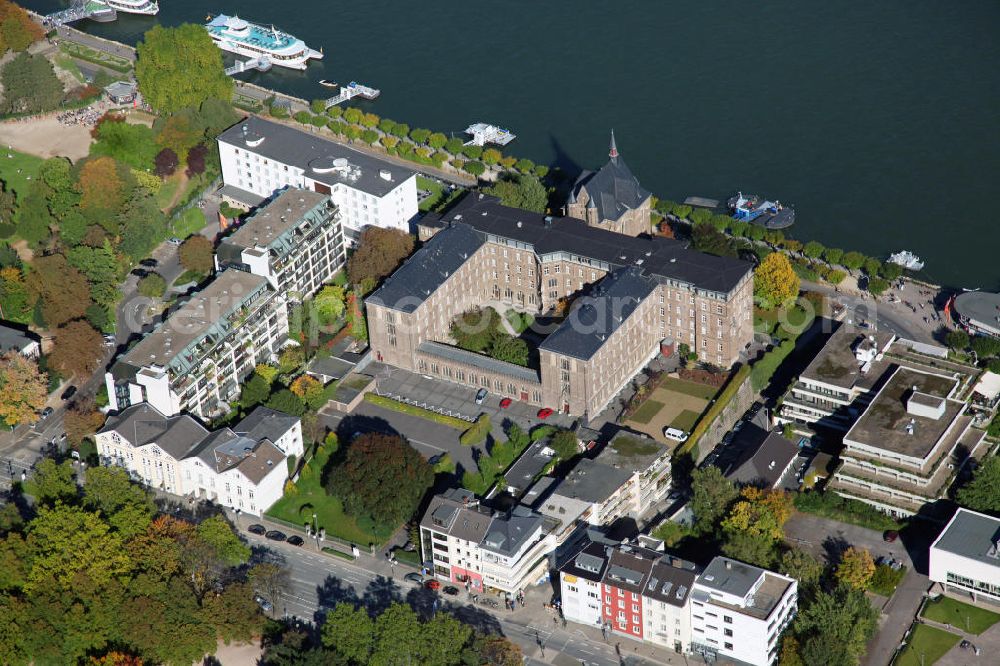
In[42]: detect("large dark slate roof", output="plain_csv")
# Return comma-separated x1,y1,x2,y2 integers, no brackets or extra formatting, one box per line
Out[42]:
480,506,544,557
723,428,799,488
0,323,38,354
99,402,211,460
218,116,415,198
235,406,300,444
438,195,751,293
539,267,657,360
573,153,651,223
366,223,485,313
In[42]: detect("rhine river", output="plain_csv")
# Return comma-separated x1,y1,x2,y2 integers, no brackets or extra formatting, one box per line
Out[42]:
23,0,1000,289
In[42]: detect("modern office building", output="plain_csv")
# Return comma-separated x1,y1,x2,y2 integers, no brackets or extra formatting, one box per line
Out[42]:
690,557,798,666
929,507,1000,607
105,269,289,419
216,188,346,301
369,195,754,418
830,366,986,517
95,403,302,515
217,117,418,244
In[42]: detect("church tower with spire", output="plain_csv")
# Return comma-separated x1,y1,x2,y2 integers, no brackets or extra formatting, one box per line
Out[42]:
563,130,652,237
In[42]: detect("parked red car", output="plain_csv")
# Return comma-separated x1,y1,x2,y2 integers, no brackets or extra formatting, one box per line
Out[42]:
499,398,512,409
537,407,554,419
883,530,899,543
424,579,442,591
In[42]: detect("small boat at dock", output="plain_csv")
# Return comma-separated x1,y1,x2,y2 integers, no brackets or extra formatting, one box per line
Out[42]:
319,79,338,88
728,192,795,229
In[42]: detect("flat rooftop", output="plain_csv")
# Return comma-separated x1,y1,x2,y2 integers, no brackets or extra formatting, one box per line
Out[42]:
218,116,416,199
845,366,961,460
119,270,270,372
931,508,1000,568
697,557,793,620
595,432,667,473
553,457,633,505
801,323,895,391
222,188,330,251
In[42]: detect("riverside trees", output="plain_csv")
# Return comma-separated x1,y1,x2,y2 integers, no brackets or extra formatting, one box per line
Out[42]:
0,465,259,664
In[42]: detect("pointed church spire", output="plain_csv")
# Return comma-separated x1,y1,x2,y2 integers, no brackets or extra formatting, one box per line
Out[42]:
609,130,619,163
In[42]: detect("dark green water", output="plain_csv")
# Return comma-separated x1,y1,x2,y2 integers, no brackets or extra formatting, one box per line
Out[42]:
25,0,1000,289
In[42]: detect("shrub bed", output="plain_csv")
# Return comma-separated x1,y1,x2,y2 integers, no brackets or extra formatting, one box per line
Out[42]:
793,490,904,531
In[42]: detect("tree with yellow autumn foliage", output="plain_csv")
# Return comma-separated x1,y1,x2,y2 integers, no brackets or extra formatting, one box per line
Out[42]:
754,252,800,309
835,546,876,590
0,351,47,426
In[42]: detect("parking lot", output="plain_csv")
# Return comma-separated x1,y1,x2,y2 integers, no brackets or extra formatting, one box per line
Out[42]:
369,363,576,432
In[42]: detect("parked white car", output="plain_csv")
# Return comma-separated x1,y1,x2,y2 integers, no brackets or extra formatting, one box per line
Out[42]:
663,427,689,442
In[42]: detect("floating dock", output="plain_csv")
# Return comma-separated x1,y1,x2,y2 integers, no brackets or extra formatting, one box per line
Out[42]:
324,81,380,108
464,123,515,147
683,196,719,208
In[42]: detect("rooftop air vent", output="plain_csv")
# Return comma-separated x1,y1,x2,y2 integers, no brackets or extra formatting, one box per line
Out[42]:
379,169,392,181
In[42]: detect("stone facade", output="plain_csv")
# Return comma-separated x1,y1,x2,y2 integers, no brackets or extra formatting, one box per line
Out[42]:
369,198,754,419
564,133,653,237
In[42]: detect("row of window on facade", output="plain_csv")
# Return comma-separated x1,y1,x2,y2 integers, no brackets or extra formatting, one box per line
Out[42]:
415,358,542,401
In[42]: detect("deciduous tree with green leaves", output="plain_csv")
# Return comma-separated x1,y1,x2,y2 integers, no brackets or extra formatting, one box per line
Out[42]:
136,24,233,114
328,432,432,529
483,173,548,213
956,456,1000,515
690,466,737,534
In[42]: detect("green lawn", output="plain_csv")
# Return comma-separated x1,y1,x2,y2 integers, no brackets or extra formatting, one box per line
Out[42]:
265,443,392,546
172,208,207,238
155,178,180,210
670,409,701,431
921,596,1000,635
0,149,43,201
896,624,960,666
658,377,719,400
417,175,445,212
629,399,664,425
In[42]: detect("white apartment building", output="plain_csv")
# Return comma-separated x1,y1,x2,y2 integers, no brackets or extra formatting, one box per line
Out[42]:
419,489,552,595
479,506,551,594
106,269,289,419
929,508,1000,607
216,188,346,301
778,325,896,429
690,557,798,666
96,403,302,515
534,432,671,529
217,116,418,244
560,541,609,628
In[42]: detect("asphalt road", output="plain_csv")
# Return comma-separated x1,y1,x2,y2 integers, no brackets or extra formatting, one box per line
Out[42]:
240,525,682,666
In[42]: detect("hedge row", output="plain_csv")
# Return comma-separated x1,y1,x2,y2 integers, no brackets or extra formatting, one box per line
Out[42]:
459,414,491,446
363,394,472,430
676,364,751,457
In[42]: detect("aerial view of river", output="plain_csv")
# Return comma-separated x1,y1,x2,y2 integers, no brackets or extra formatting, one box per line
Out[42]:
23,0,1000,289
